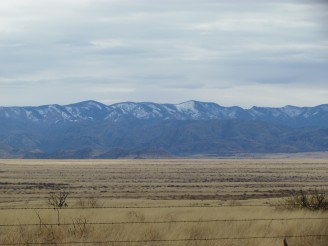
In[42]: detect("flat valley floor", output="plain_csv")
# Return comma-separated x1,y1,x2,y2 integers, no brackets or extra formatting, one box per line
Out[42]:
0,159,327,246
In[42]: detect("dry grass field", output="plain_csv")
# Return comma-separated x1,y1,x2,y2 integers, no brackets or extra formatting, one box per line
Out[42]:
0,159,327,245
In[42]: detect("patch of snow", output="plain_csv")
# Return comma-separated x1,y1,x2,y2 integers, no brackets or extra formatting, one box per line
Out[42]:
65,107,73,114
108,103,166,119
69,108,82,117
49,105,63,115
24,110,40,122
132,106,150,118
145,103,160,110
162,105,175,112
175,101,197,113
36,109,44,116
175,101,203,119
61,112,71,120
25,111,32,119
270,109,282,117
228,111,237,118
303,113,310,118
281,106,302,118
12,109,20,115
249,108,264,116
85,101,103,110
113,103,138,114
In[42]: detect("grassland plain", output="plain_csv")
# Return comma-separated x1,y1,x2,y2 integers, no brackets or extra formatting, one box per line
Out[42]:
0,159,327,246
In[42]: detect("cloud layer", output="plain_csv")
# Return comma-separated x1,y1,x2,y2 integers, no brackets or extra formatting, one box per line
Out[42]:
0,0,327,107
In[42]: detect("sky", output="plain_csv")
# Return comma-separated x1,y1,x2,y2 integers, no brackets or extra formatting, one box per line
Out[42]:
0,0,327,108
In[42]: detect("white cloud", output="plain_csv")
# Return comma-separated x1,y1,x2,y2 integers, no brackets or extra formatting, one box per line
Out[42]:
87,87,135,93
0,0,327,107
90,39,125,48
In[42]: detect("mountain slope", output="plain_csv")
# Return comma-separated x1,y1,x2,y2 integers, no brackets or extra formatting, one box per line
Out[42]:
1,100,328,127
0,100,327,158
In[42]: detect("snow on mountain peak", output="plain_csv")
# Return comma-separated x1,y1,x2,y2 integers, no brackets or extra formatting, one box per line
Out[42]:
0,101,327,128
175,101,197,112
85,101,103,110
112,102,138,113
281,105,302,117
73,100,106,110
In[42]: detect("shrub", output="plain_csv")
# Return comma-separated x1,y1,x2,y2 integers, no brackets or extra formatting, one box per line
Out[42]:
281,189,328,210
48,191,69,208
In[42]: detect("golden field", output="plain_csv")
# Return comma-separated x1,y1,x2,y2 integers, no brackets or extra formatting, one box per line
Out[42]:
0,159,327,245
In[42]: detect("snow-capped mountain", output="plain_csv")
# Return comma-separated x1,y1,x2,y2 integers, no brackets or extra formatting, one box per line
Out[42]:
1,100,327,158
0,100,327,127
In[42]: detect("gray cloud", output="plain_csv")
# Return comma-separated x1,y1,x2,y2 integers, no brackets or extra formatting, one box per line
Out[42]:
0,0,327,107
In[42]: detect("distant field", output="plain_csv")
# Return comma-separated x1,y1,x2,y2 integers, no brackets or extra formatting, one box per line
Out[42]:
0,159,327,201
0,159,327,245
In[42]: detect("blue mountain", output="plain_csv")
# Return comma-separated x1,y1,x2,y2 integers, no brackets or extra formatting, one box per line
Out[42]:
0,100,327,158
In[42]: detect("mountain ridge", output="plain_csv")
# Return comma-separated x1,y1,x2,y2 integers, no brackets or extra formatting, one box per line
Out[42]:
0,100,327,158
1,100,328,128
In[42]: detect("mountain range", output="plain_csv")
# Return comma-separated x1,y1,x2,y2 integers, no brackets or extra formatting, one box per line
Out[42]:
0,100,327,158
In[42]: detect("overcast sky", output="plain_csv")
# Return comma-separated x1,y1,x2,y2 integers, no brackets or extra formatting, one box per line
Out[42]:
0,0,327,108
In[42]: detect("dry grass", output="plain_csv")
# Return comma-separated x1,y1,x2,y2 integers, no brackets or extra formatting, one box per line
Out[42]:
0,159,327,245
0,201,327,245
0,159,327,201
